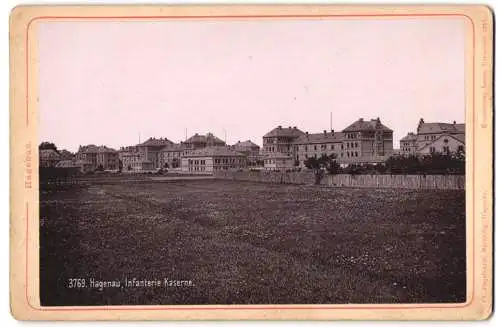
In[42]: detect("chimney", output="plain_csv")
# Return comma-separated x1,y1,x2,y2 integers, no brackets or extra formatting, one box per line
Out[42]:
323,130,327,135
306,131,309,136
453,120,456,124
293,126,297,129
359,118,363,121
278,125,282,130
288,126,291,129
331,129,335,135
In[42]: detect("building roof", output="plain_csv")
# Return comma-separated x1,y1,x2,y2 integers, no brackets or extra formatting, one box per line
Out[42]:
78,144,117,153
138,137,174,147
293,131,344,144
58,149,74,160
160,143,184,152
185,133,225,145
417,120,465,135
232,140,260,149
182,146,245,158
342,118,392,132
417,133,465,152
40,149,61,160
263,126,305,138
400,132,418,142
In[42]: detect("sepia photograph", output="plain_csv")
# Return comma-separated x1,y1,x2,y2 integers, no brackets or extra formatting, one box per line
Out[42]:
37,16,467,307
9,4,493,321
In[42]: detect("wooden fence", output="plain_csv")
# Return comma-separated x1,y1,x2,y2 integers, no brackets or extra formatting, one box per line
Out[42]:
213,171,465,190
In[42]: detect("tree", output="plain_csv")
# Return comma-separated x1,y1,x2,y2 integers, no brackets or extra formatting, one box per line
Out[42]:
385,153,465,175
39,142,58,153
304,154,339,185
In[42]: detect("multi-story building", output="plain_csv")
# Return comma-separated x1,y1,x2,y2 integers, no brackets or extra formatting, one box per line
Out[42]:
340,118,393,164
400,119,465,156
231,140,261,165
399,132,418,155
180,146,246,174
136,137,174,169
183,133,226,154
262,126,305,157
76,145,119,171
263,153,295,171
159,143,184,169
293,130,343,164
263,118,394,167
119,137,174,171
39,149,61,168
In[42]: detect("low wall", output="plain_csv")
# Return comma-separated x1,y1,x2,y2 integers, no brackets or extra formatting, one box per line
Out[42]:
213,171,465,190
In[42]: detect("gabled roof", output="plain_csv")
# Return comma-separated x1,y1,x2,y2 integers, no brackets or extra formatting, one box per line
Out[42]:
59,149,74,160
138,137,174,147
342,118,392,132
78,144,117,153
400,132,418,142
40,149,61,159
182,146,245,158
185,133,225,145
417,122,465,135
417,133,465,151
232,140,260,148
293,131,344,144
263,126,305,138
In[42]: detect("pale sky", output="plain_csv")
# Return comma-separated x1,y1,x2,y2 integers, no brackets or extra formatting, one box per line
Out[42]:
38,18,465,152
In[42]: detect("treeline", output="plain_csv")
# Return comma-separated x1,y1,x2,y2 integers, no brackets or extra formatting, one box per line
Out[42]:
303,152,465,177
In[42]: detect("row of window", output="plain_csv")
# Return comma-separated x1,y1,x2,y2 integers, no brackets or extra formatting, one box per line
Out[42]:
188,159,206,165
214,158,244,164
429,146,463,153
264,159,288,164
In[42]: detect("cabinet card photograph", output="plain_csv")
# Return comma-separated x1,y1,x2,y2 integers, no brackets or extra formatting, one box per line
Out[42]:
9,4,493,321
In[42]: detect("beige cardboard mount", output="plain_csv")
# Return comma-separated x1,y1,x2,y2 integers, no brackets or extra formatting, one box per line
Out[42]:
9,4,493,321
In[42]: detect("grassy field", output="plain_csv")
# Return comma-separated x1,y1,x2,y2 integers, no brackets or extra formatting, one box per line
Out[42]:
40,179,466,306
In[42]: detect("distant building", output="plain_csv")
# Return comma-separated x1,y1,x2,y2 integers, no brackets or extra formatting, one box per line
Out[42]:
180,146,246,174
59,149,74,161
263,118,394,167
417,134,465,155
76,145,119,171
231,140,261,165
159,143,184,169
263,153,295,171
340,117,393,164
400,119,465,156
399,132,418,155
184,133,226,153
136,137,174,169
293,130,343,165
119,137,173,171
262,126,305,157
39,149,61,167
